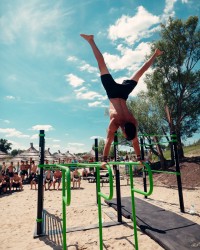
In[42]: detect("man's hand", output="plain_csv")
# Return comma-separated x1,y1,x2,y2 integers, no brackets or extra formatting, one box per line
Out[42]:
137,159,145,171
101,162,107,170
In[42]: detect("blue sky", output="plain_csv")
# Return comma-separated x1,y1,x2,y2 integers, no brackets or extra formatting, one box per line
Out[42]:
0,0,199,154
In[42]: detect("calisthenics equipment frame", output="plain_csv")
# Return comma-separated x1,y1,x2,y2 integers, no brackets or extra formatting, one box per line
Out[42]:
34,130,154,250
139,133,185,213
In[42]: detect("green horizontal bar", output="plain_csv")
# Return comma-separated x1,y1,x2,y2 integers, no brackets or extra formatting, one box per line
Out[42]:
36,218,43,222
39,134,45,137
150,170,180,175
39,161,145,172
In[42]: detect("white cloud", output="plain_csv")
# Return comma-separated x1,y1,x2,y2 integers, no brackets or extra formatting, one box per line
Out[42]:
30,134,39,139
67,56,78,62
5,96,15,100
30,125,54,131
104,42,151,72
0,119,10,124
108,6,159,45
8,75,17,81
51,144,60,149
0,128,29,138
90,136,105,140
66,142,86,153
88,101,108,108
7,140,27,150
65,73,85,87
68,143,85,146
0,1,71,55
55,95,72,103
161,0,177,22
79,63,98,74
75,90,106,101
53,139,60,142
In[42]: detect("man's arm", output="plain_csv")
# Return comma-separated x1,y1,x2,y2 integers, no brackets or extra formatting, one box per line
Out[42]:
132,137,141,161
101,120,118,168
103,129,115,162
131,48,163,82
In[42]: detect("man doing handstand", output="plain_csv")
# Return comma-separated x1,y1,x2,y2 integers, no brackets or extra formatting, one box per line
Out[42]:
80,34,163,167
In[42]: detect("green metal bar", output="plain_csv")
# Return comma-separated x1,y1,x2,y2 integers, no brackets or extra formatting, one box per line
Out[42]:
129,164,138,250
132,162,153,196
129,162,154,250
62,169,67,250
140,141,176,146
61,167,71,250
62,167,71,206
148,170,180,175
98,165,113,200
39,161,154,250
97,164,103,250
97,164,113,250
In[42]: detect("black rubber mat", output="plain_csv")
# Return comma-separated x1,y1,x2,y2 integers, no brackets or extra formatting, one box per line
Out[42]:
105,197,200,250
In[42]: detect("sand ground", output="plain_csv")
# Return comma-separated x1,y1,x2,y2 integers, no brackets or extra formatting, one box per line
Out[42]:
0,173,199,250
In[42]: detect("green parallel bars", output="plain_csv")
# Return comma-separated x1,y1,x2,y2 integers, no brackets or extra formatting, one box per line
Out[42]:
51,163,113,250
97,164,113,250
105,161,153,250
61,167,71,250
38,161,153,250
130,162,153,250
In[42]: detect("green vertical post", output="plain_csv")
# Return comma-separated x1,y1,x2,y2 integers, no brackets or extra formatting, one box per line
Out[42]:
62,169,67,250
97,166,103,250
129,164,139,250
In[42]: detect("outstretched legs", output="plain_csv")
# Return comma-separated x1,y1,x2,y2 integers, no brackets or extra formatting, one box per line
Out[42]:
80,34,109,75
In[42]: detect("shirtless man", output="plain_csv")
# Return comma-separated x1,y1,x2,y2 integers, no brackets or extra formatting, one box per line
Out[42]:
72,169,81,189
24,160,30,179
11,172,23,191
53,169,62,190
8,162,15,185
1,162,6,175
29,161,38,190
20,161,26,182
80,34,163,167
44,170,53,190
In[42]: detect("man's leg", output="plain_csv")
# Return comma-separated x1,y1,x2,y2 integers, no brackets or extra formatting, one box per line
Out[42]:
131,48,163,82
80,34,109,75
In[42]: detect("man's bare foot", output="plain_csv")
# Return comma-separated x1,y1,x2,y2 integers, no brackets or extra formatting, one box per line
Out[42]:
80,34,94,42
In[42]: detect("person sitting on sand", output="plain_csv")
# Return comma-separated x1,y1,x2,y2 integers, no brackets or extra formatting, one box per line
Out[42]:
11,172,23,191
82,168,88,179
72,168,81,189
53,169,62,190
44,170,53,191
0,174,7,194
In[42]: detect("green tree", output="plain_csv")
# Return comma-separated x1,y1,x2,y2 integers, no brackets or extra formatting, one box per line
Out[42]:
145,16,200,158
127,92,169,168
10,149,24,157
0,139,12,153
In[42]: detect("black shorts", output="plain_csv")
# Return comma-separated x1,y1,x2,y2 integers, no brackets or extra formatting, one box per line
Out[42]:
101,74,137,100
8,172,14,178
12,183,20,188
20,170,26,176
55,178,61,183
